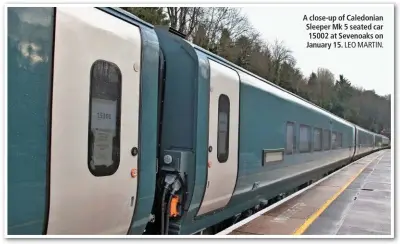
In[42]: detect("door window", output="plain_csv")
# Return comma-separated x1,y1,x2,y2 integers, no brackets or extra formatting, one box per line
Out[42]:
88,60,122,177
217,94,230,163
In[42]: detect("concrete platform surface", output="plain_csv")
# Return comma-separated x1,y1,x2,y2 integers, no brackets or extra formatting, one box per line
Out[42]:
304,149,391,235
226,149,391,236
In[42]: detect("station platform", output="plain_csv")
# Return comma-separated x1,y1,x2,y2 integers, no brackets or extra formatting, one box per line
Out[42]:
219,149,391,236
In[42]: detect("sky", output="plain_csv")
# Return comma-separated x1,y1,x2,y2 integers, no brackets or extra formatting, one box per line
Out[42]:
240,4,394,96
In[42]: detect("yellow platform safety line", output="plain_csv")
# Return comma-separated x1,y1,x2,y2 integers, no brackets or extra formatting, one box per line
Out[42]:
293,153,383,235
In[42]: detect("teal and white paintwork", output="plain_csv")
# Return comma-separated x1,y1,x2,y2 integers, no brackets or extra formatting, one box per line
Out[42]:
7,7,160,235
155,27,389,235
99,7,160,235
7,7,389,235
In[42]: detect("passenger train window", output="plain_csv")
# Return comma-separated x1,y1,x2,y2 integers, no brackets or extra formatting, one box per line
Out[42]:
217,94,230,163
332,132,337,149
323,129,331,150
313,128,322,151
299,125,311,153
88,60,122,177
285,122,296,154
337,133,343,148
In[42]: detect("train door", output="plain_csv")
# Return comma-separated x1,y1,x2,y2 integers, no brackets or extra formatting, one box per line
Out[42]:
196,60,240,216
47,8,141,234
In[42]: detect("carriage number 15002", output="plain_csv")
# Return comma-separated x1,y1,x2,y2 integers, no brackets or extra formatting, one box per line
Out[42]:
309,33,329,39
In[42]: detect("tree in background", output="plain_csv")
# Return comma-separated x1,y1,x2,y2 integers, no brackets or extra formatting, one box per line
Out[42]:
166,7,203,38
121,7,391,137
121,7,169,26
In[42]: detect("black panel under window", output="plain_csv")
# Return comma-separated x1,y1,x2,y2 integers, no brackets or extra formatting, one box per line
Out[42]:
88,60,122,177
217,94,230,163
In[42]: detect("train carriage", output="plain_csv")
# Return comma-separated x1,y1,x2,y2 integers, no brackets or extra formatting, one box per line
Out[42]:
154,26,362,234
382,136,390,147
8,7,160,235
7,7,390,236
354,125,377,160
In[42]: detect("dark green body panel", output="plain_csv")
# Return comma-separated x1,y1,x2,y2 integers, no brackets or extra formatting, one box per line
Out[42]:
232,72,354,192
129,21,160,235
8,7,55,235
155,29,198,151
155,27,204,216
178,51,210,230
154,29,213,234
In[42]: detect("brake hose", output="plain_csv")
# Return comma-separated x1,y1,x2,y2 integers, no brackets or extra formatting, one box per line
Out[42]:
164,179,182,235
161,175,177,235
160,186,168,235
165,193,174,235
